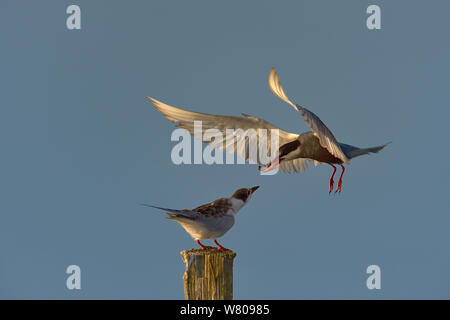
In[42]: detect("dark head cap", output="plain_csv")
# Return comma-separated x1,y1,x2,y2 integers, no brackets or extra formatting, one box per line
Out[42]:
232,186,259,202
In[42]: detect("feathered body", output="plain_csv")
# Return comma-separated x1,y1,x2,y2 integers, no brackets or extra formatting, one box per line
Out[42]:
165,197,243,240
148,68,389,192
284,132,387,164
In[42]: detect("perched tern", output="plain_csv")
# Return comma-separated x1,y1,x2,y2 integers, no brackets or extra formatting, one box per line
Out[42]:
142,186,259,250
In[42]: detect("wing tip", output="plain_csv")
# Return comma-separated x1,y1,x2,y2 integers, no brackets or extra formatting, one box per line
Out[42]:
146,96,160,108
268,68,278,83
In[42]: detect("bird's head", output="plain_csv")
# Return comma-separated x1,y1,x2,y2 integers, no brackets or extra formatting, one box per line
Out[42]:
231,186,259,203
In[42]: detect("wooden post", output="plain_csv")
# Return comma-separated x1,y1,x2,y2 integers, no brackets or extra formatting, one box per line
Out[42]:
180,248,237,300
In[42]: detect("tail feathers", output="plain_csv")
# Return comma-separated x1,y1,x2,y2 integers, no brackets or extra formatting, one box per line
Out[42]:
342,142,390,159
140,204,198,220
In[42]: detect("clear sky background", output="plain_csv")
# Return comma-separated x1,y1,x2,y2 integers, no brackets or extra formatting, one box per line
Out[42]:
1,0,449,299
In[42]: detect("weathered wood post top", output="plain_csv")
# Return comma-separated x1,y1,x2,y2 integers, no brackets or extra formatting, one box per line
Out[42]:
181,248,237,300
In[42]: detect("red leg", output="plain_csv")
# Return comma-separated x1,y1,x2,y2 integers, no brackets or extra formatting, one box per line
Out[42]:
329,164,337,194
214,239,229,251
196,240,210,249
336,164,345,193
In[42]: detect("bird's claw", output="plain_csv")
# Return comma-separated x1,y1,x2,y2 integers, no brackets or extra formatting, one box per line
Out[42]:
213,240,230,251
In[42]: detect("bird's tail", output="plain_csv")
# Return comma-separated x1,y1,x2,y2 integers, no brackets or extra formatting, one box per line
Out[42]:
140,204,197,220
341,142,390,159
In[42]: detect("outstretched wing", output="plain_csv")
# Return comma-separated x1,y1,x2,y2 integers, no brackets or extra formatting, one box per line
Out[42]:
268,68,350,165
148,96,299,164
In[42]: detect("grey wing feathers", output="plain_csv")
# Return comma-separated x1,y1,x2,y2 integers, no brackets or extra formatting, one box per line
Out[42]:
268,68,350,165
141,204,198,220
278,158,309,173
147,96,299,164
296,105,350,164
278,158,321,173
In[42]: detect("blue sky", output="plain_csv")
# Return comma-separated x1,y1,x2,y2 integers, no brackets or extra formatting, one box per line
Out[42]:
0,0,449,299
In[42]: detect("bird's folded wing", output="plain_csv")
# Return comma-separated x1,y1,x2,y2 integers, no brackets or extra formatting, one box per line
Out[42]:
268,68,350,165
148,96,299,164
193,198,231,218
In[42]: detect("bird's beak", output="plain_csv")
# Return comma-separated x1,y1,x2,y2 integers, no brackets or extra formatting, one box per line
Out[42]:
250,186,260,194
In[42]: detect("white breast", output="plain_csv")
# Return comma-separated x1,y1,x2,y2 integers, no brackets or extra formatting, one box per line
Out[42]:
229,198,245,213
177,211,235,240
